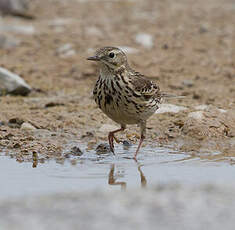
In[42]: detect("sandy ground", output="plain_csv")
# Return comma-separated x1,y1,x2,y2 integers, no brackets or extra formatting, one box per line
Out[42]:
0,0,235,162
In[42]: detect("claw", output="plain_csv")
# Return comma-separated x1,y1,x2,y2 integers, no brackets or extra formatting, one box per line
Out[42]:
113,136,121,144
107,126,126,156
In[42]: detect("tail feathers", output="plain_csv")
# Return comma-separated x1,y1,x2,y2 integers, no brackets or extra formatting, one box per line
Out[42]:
161,92,185,99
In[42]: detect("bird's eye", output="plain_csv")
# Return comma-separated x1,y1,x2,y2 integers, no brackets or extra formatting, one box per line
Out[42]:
109,52,115,58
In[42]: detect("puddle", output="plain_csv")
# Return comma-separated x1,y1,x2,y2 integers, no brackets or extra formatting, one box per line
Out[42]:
1,145,235,199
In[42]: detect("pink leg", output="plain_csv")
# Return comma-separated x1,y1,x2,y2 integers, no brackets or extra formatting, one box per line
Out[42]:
134,134,145,159
133,122,146,159
108,126,125,154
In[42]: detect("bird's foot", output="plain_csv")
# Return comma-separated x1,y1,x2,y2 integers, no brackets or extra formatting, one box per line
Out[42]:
113,136,121,144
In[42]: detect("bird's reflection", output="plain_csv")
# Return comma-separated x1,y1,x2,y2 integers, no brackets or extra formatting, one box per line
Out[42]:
108,163,147,190
108,164,126,190
137,165,147,188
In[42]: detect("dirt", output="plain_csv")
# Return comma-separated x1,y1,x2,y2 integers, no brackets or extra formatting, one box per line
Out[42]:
0,0,235,162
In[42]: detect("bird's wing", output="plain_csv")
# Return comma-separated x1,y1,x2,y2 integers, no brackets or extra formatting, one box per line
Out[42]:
130,72,161,100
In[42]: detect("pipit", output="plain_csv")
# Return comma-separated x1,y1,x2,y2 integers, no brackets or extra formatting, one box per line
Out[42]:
87,47,162,159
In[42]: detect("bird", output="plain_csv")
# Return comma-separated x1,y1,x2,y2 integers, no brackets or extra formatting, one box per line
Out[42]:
87,46,162,159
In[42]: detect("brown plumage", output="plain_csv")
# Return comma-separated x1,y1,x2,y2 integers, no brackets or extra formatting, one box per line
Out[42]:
87,47,162,159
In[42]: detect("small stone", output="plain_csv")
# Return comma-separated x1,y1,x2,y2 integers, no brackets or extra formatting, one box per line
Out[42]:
0,0,28,16
48,18,74,27
123,140,131,147
0,24,35,35
96,143,111,155
70,146,83,156
0,121,5,126
45,102,65,108
155,104,188,114
81,131,94,139
85,26,102,37
199,26,208,34
0,67,31,96
0,34,21,49
162,44,169,49
135,33,154,49
188,111,205,121
123,140,132,150
21,122,36,131
8,118,24,128
13,142,20,148
182,79,194,87
193,92,201,100
56,43,76,58
194,105,208,110
218,109,227,113
64,153,71,158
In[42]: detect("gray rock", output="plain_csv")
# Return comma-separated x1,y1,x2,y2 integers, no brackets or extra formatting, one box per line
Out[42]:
155,104,188,114
70,146,83,156
135,33,154,49
0,23,35,35
188,111,205,120
20,122,36,131
182,79,194,87
56,43,76,58
0,0,28,15
0,34,21,49
0,67,31,96
96,143,111,155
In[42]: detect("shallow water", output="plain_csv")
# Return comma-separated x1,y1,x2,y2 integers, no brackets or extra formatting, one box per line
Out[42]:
1,144,235,199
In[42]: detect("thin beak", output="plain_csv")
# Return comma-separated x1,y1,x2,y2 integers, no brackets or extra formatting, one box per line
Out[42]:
87,56,100,61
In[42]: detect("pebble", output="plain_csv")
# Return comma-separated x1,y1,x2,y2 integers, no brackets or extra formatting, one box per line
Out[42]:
0,121,5,126
8,117,24,128
96,143,111,155
155,104,188,114
0,34,21,49
0,67,31,96
194,105,227,113
56,43,76,58
70,146,83,156
85,26,102,37
135,33,154,49
0,23,35,35
182,79,194,87
21,122,36,131
188,111,205,120
0,0,28,15
194,105,208,110
162,44,169,49
218,108,227,113
122,140,132,150
48,18,74,27
123,140,131,147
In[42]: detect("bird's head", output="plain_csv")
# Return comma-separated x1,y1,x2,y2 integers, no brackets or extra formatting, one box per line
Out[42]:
87,47,128,70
